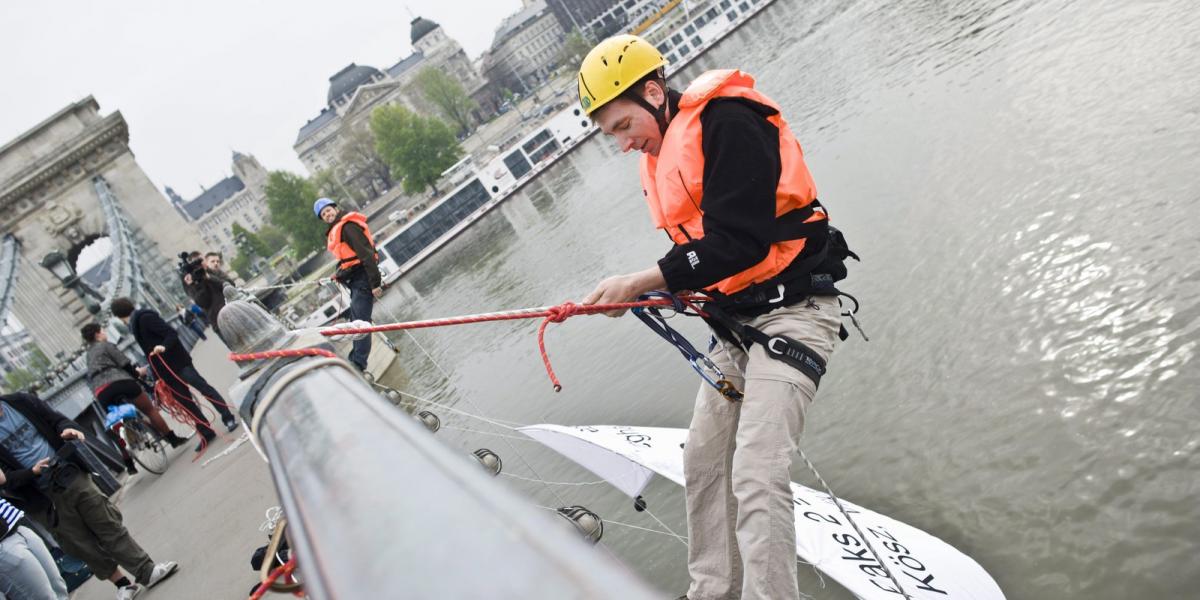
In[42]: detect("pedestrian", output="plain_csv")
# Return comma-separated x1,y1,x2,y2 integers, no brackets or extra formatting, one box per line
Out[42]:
81,323,190,470
577,35,858,600
177,304,207,340
181,251,234,342
0,394,179,600
109,298,239,449
314,197,382,372
0,488,69,600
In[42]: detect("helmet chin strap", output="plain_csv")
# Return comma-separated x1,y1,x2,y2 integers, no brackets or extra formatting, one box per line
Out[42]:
627,87,671,135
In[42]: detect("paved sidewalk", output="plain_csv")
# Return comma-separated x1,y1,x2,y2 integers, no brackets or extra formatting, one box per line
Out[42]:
72,334,279,600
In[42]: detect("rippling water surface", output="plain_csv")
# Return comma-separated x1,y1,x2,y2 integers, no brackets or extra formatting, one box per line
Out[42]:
373,1,1200,597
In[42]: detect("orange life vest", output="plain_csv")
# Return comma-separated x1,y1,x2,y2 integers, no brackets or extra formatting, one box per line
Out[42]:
326,212,377,270
640,69,826,296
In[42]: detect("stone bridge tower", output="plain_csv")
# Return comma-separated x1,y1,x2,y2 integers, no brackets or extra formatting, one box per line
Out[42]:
0,97,203,358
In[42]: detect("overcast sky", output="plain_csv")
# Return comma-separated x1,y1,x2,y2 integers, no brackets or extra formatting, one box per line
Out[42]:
0,0,524,200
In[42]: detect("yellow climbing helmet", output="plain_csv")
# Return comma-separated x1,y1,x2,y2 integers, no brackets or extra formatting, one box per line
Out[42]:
577,34,666,116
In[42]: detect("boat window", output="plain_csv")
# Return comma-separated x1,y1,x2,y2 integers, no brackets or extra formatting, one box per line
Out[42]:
691,36,703,48
678,44,690,56
720,0,731,8
672,33,684,45
706,7,719,19
695,15,707,27
522,130,553,155
727,10,737,21
503,151,532,179
684,24,695,36
739,2,750,11
381,180,491,267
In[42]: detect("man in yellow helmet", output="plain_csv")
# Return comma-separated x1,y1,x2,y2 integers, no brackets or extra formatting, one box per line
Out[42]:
579,35,857,599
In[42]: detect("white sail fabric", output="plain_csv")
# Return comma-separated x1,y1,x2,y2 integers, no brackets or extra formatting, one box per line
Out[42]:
518,424,1005,600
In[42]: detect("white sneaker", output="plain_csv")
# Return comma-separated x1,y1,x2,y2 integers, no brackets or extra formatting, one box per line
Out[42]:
115,583,143,600
146,561,179,587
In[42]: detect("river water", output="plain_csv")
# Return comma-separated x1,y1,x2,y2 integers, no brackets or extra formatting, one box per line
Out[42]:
373,1,1200,597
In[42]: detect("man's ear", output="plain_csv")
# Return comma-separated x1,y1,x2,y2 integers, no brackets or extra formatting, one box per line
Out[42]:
642,80,667,109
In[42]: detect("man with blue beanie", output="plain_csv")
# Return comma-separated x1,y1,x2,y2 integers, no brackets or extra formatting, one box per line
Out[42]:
315,198,381,371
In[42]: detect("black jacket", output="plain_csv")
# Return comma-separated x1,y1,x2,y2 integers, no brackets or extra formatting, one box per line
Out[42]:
183,271,233,334
129,308,192,368
0,393,82,516
655,93,823,293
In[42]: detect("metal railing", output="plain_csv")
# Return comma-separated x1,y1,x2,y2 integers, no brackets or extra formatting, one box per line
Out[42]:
222,299,659,599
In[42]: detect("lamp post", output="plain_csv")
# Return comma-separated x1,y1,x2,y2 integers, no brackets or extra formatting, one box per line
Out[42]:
40,250,102,315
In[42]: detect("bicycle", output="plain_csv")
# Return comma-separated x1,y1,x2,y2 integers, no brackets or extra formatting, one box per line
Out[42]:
104,402,170,475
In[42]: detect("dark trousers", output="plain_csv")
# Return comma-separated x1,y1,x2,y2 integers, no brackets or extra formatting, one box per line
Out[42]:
160,363,235,434
28,475,154,583
345,271,375,370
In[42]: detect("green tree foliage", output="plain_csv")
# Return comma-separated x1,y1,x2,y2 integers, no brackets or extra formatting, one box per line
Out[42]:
558,30,592,72
257,225,290,250
265,171,328,257
3,347,49,392
415,67,478,135
370,105,463,196
231,222,271,257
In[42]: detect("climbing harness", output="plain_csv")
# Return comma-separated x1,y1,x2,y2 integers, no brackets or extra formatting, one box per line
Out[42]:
632,292,743,401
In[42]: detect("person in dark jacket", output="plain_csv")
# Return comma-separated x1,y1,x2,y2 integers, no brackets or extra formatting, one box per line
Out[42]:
81,324,189,463
109,298,238,447
315,198,382,371
182,252,234,341
0,393,179,599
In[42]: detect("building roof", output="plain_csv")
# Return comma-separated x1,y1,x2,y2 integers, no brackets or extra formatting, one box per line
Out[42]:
491,0,548,49
410,16,440,44
327,63,384,105
386,52,425,78
296,108,338,145
179,176,245,220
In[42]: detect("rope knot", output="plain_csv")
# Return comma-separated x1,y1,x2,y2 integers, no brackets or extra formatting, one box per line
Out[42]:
545,302,579,323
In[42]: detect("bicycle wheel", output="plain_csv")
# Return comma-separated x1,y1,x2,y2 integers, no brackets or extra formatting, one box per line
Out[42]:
124,420,169,474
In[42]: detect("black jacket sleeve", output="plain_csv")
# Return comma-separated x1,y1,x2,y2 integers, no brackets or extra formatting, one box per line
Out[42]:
341,223,382,289
0,393,81,490
657,98,783,292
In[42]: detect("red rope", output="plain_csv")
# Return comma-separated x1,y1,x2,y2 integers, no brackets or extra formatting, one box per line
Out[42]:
148,354,237,458
229,297,704,393
229,348,338,362
248,556,299,599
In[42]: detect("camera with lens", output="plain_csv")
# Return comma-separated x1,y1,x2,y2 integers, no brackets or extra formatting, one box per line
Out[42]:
178,251,206,280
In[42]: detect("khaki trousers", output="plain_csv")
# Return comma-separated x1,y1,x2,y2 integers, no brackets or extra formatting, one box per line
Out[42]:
28,474,154,583
684,295,842,600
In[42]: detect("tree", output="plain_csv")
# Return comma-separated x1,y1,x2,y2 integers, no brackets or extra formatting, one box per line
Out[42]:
338,127,393,202
370,104,463,196
415,67,478,135
558,29,592,72
265,171,328,257
3,347,49,393
256,225,289,249
231,222,271,257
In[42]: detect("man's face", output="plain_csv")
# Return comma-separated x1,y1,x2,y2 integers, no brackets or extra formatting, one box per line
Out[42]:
320,206,339,224
593,83,666,157
204,255,222,271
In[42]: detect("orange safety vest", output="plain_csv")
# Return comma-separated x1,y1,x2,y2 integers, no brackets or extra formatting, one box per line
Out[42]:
640,69,826,296
326,211,377,270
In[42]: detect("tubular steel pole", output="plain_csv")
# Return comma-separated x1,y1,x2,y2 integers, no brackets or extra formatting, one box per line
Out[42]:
221,300,659,599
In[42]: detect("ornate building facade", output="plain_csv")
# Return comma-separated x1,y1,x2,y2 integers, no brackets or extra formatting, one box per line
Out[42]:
293,17,488,203
167,151,271,259
483,0,567,95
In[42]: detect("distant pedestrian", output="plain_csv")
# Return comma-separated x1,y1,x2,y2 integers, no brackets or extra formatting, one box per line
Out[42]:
0,492,69,600
315,198,382,372
177,304,207,340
